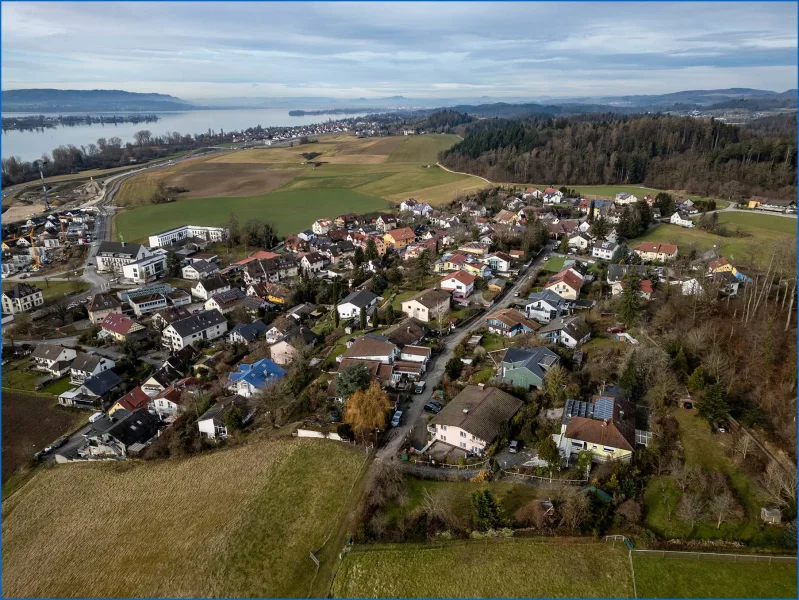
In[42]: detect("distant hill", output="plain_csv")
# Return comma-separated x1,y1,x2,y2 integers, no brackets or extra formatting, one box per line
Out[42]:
706,90,797,111
1,89,197,112
555,88,790,108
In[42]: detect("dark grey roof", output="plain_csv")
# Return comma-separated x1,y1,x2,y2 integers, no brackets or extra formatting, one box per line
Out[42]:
188,259,217,274
607,264,647,284
88,292,120,312
406,289,450,310
430,386,523,444
3,283,42,300
31,344,68,361
107,408,160,447
384,318,426,347
69,352,102,373
198,275,229,293
527,289,569,306
340,288,378,308
198,395,252,426
502,346,560,380
82,370,123,396
230,320,268,342
96,241,143,258
169,309,226,337
148,362,182,388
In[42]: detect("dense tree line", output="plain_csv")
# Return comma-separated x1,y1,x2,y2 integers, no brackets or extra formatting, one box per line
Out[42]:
422,110,473,131
440,114,797,200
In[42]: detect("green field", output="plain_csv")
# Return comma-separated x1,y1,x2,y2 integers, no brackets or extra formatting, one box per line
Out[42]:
332,540,633,597
524,184,729,209
633,554,797,598
638,213,795,268
115,188,387,242
542,256,568,272
113,134,490,243
2,438,365,597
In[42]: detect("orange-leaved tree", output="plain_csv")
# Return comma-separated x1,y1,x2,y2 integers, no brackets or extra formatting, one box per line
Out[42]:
344,380,391,439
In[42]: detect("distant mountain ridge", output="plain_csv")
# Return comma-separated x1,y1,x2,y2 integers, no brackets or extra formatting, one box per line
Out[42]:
1,89,198,112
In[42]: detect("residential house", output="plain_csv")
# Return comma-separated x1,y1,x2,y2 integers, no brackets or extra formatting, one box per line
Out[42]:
167,289,191,307
129,293,168,317
334,213,359,228
606,264,648,285
31,344,77,376
109,386,151,417
554,394,636,463
544,269,583,300
243,255,299,285
438,253,468,272
400,345,431,365
227,358,287,398
486,308,540,337
611,279,654,300
522,187,542,200
462,261,492,279
401,289,451,324
228,320,268,345
342,334,398,364
375,214,398,233
87,293,122,324
615,192,639,206
181,259,219,280
493,209,519,225
500,346,560,389
543,188,564,205
670,278,704,295
591,241,619,261
152,306,192,331
265,316,297,344
95,241,152,274
2,283,44,315
487,277,508,293
151,376,200,418
568,232,591,251
270,327,318,365
537,315,591,348
191,275,231,301
312,218,332,235
161,309,228,351
337,289,381,320
383,227,416,249
58,369,123,409
204,288,246,314
670,211,695,228
300,251,327,275
440,271,476,299
458,242,489,257
485,252,513,274
69,352,115,385
712,271,741,296
430,385,523,454
384,318,427,347
633,242,679,262
198,395,255,439
80,408,160,459
100,313,146,342
141,362,183,397
708,256,738,277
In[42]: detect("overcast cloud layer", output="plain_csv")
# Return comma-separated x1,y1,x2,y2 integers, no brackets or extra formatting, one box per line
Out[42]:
2,2,797,100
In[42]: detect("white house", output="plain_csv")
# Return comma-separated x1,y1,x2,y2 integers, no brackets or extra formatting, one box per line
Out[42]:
2,283,44,315
615,192,639,205
191,275,231,301
337,289,380,320
31,345,78,376
401,289,451,324
568,233,591,251
341,334,399,364
121,252,167,284
670,211,695,228
670,278,704,295
181,259,219,280
128,293,168,317
484,252,513,274
300,252,327,275
525,289,572,323
312,218,332,235
591,241,619,260
537,316,591,348
95,241,152,274
440,271,476,299
161,309,228,351
198,396,255,440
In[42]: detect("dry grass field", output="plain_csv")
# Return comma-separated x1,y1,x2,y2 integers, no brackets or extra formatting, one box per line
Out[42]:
2,438,365,597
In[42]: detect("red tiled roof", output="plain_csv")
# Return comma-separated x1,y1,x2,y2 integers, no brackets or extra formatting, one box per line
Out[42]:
386,227,416,241
114,386,150,412
545,270,582,293
441,271,477,286
709,257,729,270
101,313,139,335
234,250,280,266
634,242,678,255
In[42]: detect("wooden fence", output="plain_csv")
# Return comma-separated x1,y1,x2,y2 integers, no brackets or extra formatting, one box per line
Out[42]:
500,468,587,485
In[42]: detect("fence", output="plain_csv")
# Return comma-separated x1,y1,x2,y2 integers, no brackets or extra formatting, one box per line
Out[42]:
632,549,797,565
500,468,588,485
411,457,490,470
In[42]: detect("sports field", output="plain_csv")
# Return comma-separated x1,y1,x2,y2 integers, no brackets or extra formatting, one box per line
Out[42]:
2,438,365,597
637,212,795,268
113,134,490,242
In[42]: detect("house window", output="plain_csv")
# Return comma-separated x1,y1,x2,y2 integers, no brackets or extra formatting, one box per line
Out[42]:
440,425,447,431
603,447,614,453
460,431,466,438
441,435,446,442
460,442,467,449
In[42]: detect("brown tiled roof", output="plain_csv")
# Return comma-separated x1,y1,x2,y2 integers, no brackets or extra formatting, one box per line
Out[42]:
114,387,150,412
386,227,416,241
430,386,523,444
406,289,451,310
401,345,431,357
564,415,635,452
442,271,476,286
545,270,582,293
342,336,396,360
88,292,120,313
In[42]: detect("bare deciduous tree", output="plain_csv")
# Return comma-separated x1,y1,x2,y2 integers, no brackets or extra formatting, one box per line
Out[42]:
709,489,741,529
677,493,704,530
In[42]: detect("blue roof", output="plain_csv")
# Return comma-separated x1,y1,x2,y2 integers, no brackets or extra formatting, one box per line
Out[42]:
227,358,286,389
502,346,560,380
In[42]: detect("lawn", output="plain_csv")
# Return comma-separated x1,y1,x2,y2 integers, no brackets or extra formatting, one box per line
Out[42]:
480,332,510,352
390,289,418,310
2,280,90,303
332,539,633,597
1,359,46,391
470,366,494,384
717,211,798,235
633,554,797,598
637,217,795,269
542,256,568,272
115,187,388,242
1,391,87,483
40,377,75,396
643,409,780,544
2,438,365,597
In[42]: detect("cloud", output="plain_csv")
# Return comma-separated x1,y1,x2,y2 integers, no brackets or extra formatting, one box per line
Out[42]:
2,2,796,99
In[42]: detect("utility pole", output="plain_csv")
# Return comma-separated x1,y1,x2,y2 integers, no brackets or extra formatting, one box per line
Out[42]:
34,160,51,211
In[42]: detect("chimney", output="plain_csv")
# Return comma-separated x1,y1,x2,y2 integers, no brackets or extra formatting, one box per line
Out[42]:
463,409,469,414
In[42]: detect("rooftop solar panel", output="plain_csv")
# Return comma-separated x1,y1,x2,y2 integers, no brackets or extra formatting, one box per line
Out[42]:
593,396,615,421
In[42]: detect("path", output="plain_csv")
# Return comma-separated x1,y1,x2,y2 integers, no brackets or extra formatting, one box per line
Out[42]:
376,241,555,460
435,162,493,185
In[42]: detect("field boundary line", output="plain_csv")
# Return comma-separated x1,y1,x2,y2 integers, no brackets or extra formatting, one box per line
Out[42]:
632,549,797,563
628,549,638,599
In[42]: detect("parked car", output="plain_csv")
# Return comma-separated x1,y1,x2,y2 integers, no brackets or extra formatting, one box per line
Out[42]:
52,436,68,449
391,411,402,427
509,440,520,453
607,326,626,334
415,381,426,394
89,411,104,423
424,401,442,413
514,291,520,297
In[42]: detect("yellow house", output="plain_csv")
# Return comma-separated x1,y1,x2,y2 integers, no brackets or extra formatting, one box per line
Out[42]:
709,257,738,277
383,227,416,249
748,200,761,209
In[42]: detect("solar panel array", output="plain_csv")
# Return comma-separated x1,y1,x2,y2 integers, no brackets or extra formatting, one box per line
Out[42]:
593,396,616,421
565,398,592,419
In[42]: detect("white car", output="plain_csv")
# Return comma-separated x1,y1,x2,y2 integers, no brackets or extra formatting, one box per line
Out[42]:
391,411,402,427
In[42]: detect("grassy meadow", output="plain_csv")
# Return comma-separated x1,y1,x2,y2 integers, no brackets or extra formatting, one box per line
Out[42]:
113,134,490,243
2,438,365,597
332,539,633,597
632,554,797,598
521,184,730,209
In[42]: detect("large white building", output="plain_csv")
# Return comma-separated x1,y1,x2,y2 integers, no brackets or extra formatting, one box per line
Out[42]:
121,252,168,284
161,309,228,351
95,241,152,274
2,283,44,315
148,225,227,248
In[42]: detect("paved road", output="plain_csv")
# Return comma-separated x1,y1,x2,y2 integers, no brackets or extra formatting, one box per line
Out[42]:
376,242,556,460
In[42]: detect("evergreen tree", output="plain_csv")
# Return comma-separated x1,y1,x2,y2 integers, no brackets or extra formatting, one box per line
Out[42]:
589,217,610,241
385,303,395,325
354,246,365,267
654,192,675,217
617,207,635,239
673,346,688,380
698,383,729,424
687,366,707,393
619,351,643,401
588,199,596,223
471,490,504,531
370,307,379,327
224,405,244,432
619,270,643,326
359,306,367,330
334,304,340,328
365,238,379,261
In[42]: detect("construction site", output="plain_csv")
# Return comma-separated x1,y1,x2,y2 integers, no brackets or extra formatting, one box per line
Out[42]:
2,177,105,225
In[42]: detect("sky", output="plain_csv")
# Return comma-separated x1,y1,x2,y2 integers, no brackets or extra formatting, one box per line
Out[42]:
2,2,797,100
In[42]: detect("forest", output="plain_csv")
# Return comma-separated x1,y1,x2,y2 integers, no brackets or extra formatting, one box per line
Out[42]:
440,114,797,200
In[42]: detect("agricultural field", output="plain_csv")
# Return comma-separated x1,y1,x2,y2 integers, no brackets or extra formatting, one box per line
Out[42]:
632,554,797,598
113,134,490,243
1,391,86,483
637,213,796,268
2,438,365,597
332,539,634,597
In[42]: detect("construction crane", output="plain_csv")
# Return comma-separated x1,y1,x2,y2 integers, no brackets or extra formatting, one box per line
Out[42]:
2,228,42,269
33,159,52,212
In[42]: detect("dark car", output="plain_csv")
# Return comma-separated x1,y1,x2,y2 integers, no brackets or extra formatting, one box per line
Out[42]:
424,401,443,414
52,436,69,449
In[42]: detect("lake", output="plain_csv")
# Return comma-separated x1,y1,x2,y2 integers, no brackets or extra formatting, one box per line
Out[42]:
0,108,376,162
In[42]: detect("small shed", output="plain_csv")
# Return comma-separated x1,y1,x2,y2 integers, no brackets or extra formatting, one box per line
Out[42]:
761,507,782,524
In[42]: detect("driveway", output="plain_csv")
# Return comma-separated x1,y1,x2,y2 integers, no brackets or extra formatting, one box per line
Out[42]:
376,242,556,460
